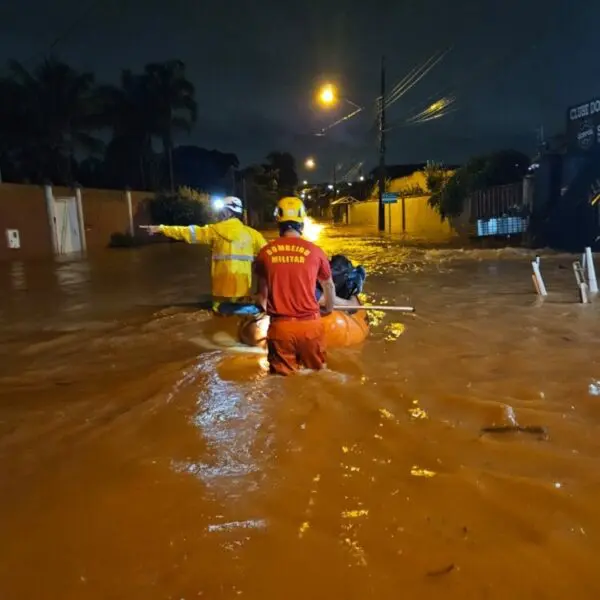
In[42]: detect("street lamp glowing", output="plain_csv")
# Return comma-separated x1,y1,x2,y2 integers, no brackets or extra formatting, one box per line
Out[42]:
302,180,308,185
318,83,337,107
359,175,365,181
305,157,316,170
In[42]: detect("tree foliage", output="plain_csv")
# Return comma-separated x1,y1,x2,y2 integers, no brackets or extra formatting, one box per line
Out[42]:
238,152,299,225
428,150,530,220
0,58,101,184
172,146,238,193
148,188,208,226
0,56,196,189
0,56,299,228
423,161,448,195
241,164,278,226
141,60,197,190
264,151,298,196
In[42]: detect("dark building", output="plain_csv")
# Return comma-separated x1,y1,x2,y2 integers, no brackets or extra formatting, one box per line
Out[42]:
531,98,600,251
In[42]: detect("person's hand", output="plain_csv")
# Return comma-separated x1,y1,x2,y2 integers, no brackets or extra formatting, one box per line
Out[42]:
139,225,161,235
252,293,267,311
320,307,333,316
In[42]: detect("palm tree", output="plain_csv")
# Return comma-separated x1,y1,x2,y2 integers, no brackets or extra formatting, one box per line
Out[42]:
0,75,27,181
142,60,197,191
96,69,155,189
265,151,298,195
2,58,102,184
243,164,279,225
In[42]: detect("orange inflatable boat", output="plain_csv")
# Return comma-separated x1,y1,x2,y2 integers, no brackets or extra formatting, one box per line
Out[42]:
214,255,370,350
320,306,369,347
237,302,369,349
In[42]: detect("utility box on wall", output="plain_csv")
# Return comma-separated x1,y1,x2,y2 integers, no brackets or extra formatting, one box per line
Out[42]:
5,229,20,249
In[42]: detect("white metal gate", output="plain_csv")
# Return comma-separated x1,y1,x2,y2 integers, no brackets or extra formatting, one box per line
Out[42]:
54,197,83,254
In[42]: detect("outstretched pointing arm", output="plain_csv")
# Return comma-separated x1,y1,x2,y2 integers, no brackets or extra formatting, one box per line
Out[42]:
140,225,214,244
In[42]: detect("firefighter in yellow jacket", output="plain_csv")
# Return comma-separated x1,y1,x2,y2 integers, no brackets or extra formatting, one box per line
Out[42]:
143,196,266,314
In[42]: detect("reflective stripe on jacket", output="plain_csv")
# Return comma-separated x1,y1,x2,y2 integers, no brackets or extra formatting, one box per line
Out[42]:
158,218,266,299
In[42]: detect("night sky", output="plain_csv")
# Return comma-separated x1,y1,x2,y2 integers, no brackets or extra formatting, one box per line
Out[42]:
0,0,595,180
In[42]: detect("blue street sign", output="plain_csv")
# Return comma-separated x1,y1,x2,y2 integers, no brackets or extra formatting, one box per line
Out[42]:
382,192,399,204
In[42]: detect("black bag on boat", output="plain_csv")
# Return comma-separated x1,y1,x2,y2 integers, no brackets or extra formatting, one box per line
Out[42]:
316,255,367,300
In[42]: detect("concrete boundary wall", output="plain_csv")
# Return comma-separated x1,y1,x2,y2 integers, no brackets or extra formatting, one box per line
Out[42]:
348,196,454,241
0,183,154,261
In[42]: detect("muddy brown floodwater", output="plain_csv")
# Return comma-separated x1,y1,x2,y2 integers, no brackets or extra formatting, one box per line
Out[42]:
2,225,600,600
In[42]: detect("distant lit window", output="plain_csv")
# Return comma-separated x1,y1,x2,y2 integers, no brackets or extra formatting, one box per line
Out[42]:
477,217,529,237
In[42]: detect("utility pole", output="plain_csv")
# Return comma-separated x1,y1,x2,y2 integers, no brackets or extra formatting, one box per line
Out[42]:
332,164,337,199
378,55,386,232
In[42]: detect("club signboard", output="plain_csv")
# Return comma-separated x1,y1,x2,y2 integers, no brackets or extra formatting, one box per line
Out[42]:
566,98,600,152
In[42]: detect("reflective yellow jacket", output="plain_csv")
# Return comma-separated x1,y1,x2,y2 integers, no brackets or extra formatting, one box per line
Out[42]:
159,219,267,300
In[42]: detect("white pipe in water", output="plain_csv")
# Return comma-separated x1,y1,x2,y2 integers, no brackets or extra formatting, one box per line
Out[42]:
585,247,598,294
573,261,581,285
532,260,548,296
335,305,415,313
573,262,589,303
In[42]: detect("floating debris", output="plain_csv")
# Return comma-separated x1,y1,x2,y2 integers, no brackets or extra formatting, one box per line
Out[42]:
341,509,369,519
299,474,322,538
410,466,436,478
379,408,395,420
480,425,548,440
384,322,406,341
408,399,429,420
298,522,310,536
426,563,455,577
367,310,385,327
343,537,368,567
342,464,361,473
503,405,518,426
207,519,266,533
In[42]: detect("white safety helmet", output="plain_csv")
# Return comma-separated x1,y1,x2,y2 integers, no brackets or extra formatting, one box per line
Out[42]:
223,196,243,214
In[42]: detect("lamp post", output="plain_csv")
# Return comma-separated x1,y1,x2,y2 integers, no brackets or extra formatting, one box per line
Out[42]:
304,156,339,200
317,83,362,112
315,77,386,231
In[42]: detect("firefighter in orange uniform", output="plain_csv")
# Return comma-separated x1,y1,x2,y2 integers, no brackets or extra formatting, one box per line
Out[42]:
254,197,335,375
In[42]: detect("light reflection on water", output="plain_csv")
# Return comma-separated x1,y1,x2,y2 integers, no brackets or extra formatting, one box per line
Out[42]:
1,227,600,598
171,354,271,496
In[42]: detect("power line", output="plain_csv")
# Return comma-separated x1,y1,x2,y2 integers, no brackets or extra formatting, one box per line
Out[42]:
387,0,584,135
315,50,448,137
385,48,452,110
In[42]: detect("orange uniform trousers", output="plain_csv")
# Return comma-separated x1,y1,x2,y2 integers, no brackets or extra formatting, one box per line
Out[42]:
267,317,326,376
